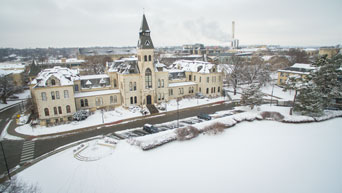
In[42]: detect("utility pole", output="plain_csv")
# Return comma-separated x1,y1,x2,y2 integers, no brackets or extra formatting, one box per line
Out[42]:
177,97,180,128
0,141,11,180
270,83,274,106
101,109,104,124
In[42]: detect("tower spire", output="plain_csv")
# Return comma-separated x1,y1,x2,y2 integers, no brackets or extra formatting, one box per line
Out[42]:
138,14,154,49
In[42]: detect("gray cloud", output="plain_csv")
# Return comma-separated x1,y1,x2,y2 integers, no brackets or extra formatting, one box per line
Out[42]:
0,0,341,48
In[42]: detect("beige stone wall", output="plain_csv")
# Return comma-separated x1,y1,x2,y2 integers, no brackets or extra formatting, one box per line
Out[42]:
33,85,76,125
277,71,307,85
11,73,24,87
319,48,339,59
75,93,121,111
192,72,223,97
168,84,197,100
118,73,141,107
155,71,169,103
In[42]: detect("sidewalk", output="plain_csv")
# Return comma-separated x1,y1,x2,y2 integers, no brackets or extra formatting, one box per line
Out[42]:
7,100,228,140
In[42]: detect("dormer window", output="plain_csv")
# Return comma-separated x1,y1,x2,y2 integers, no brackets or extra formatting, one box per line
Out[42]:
145,40,150,46
51,79,56,86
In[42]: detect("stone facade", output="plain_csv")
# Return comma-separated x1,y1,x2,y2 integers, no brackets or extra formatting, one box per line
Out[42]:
30,14,223,126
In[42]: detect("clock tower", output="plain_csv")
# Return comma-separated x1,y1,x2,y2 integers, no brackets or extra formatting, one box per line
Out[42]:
137,14,156,104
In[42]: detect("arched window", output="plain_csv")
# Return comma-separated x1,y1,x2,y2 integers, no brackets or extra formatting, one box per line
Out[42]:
134,82,137,90
114,96,117,103
189,87,191,94
134,96,137,104
66,105,71,113
110,96,114,104
85,99,88,106
158,79,161,88
51,79,56,86
58,106,62,114
206,88,209,94
145,68,152,88
144,55,147,62
54,107,58,115
130,97,133,104
161,79,164,88
218,87,220,93
44,108,49,116
149,55,152,61
129,82,132,91
81,99,84,107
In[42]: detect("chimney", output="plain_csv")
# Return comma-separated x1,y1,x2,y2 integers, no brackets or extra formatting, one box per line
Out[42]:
232,21,235,39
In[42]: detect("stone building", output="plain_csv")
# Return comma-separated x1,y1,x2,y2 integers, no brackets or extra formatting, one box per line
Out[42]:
30,14,223,126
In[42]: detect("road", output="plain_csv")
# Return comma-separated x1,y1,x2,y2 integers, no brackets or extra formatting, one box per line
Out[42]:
0,102,234,176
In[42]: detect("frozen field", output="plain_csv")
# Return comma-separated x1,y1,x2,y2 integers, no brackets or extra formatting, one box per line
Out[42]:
17,118,342,193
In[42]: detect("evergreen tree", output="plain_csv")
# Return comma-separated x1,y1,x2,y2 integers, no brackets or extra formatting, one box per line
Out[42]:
310,54,342,108
240,83,264,109
294,82,324,116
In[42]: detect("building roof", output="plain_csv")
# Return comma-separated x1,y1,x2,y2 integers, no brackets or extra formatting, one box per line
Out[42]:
169,82,197,87
80,74,109,80
74,89,120,98
278,63,316,74
169,60,221,74
108,58,140,74
31,66,80,87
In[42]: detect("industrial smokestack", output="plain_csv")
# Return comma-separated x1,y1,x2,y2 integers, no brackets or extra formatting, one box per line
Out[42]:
232,21,235,39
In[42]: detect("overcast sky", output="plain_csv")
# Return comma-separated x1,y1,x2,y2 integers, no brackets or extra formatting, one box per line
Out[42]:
0,0,341,48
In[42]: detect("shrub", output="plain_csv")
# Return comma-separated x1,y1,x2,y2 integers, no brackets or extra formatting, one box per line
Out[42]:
260,111,284,121
203,122,226,135
176,126,199,141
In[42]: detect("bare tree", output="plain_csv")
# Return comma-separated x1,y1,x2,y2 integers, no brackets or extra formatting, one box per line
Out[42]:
225,55,247,95
0,177,41,193
82,56,113,74
0,74,15,104
243,56,271,85
287,48,309,64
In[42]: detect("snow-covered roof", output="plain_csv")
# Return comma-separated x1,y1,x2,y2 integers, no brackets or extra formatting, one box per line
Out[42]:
31,66,79,87
74,89,120,98
80,74,109,80
42,58,85,64
278,63,316,75
291,63,316,70
169,82,197,87
169,60,221,74
108,57,140,74
0,62,26,70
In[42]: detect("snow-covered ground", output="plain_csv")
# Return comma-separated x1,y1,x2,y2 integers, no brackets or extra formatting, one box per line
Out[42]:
16,117,342,193
15,97,226,136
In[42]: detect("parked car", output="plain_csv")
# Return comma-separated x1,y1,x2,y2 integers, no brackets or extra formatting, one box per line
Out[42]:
73,110,89,121
195,92,205,99
197,113,211,120
143,124,159,133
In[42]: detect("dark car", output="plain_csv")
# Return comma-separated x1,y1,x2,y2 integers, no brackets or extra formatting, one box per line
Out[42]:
143,124,159,133
197,113,212,120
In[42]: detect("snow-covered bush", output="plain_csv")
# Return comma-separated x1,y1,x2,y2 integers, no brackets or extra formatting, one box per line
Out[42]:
202,122,226,135
73,110,89,121
175,126,199,141
260,111,284,121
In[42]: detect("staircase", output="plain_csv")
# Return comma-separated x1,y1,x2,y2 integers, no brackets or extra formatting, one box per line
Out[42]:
146,104,159,114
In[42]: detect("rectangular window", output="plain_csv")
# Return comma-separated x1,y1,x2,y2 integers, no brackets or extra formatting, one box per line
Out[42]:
189,75,192,81
207,77,210,83
200,77,201,82
134,82,137,90
51,91,55,100
64,90,69,98
130,97,133,104
56,91,60,99
114,96,117,103
114,79,117,87
161,79,164,88
41,92,47,101
74,85,79,92
162,93,164,100
194,76,196,81
158,79,160,88
134,96,137,104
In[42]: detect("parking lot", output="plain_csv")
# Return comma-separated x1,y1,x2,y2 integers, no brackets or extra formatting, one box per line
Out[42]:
108,110,238,140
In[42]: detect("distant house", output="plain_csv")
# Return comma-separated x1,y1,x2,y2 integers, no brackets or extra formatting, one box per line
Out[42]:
277,63,316,85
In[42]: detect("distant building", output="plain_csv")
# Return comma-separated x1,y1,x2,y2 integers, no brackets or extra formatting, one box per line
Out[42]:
77,47,136,60
30,14,223,126
277,63,316,85
0,62,26,87
319,47,339,59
